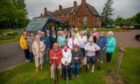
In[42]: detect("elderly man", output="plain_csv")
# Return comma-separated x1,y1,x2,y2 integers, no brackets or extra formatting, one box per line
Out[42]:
85,37,100,72
50,43,62,83
40,31,50,62
68,33,80,50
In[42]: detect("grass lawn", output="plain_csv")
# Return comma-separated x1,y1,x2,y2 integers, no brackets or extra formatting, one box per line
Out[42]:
0,48,140,84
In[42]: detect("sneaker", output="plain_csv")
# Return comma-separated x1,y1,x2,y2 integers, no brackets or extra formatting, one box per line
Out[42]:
100,60,103,64
72,74,75,79
76,74,79,78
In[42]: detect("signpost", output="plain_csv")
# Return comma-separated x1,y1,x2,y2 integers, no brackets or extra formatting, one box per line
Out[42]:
115,47,125,74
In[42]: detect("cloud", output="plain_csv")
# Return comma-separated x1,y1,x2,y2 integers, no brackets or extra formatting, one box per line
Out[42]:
25,0,140,19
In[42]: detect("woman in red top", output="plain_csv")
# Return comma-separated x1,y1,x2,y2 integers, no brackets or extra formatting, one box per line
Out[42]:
50,43,62,82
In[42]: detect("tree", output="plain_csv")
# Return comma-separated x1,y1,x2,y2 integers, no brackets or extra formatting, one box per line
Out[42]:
115,16,126,26
128,12,140,25
101,0,114,27
0,0,28,29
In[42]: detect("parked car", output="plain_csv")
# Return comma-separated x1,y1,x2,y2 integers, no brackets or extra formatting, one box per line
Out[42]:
135,34,140,41
121,25,129,30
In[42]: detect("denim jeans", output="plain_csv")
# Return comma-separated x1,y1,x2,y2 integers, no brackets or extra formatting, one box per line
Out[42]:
87,56,96,64
71,61,80,76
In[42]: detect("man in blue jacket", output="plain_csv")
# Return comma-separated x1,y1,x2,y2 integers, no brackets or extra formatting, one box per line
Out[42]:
40,31,50,62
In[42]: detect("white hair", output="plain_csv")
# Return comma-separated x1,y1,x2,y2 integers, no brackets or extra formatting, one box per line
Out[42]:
107,31,114,36
93,28,97,31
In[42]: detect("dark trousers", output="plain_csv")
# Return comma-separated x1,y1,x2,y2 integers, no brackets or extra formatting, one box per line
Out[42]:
71,61,80,76
106,53,113,63
24,49,30,60
87,56,96,64
29,51,34,62
62,64,71,80
80,48,85,56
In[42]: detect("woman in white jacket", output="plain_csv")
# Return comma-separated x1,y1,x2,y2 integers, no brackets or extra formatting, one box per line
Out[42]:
61,44,72,80
32,36,46,72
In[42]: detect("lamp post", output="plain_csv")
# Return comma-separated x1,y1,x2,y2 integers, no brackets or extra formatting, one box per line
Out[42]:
15,19,19,34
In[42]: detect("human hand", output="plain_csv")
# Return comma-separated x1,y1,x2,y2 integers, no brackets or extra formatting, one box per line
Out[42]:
52,57,58,60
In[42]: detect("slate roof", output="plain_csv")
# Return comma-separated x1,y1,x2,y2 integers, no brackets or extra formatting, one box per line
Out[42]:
46,3,100,17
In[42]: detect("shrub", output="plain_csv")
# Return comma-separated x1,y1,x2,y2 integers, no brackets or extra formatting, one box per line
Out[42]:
6,31,18,36
134,24,140,29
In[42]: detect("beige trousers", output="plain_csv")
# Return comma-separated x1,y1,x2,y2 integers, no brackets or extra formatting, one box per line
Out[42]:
35,56,44,68
50,64,62,79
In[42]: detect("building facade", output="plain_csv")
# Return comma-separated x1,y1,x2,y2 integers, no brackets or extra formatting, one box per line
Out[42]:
40,0,101,28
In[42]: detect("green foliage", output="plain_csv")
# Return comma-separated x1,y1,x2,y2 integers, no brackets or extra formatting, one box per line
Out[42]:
6,31,18,36
115,16,126,26
101,0,114,26
0,0,28,29
115,12,140,26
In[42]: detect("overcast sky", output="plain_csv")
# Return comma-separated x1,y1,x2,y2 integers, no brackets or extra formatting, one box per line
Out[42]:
25,0,140,19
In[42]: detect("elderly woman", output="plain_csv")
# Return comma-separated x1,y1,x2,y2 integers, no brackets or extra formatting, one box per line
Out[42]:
97,32,107,64
27,32,35,62
61,44,72,80
92,28,99,43
50,43,62,83
85,37,100,72
57,31,66,48
71,45,83,78
20,32,30,62
75,28,80,39
66,31,71,43
50,26,57,49
32,36,46,72
105,31,116,64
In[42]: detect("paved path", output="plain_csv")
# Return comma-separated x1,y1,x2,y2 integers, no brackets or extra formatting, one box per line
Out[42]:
0,42,25,72
114,30,140,48
0,30,139,72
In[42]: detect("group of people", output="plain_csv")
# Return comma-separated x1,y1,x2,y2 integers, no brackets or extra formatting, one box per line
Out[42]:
20,27,116,83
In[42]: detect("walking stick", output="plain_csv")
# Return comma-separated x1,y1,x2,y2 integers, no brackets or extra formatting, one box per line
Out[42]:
66,65,69,84
54,60,59,84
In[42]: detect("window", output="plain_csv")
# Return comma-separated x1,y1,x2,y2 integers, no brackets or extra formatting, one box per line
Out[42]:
78,18,81,25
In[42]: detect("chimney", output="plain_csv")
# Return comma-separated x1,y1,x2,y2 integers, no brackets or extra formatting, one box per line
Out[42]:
74,1,77,8
59,5,62,11
44,7,48,16
40,13,43,17
81,0,86,16
81,0,86,5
